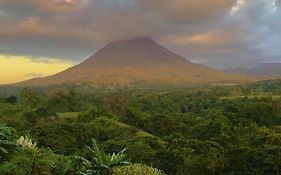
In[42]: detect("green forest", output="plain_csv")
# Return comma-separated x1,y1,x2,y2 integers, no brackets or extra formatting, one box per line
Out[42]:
1,80,281,175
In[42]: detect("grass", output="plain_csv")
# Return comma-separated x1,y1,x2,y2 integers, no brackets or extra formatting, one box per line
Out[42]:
136,131,155,138
55,112,165,144
57,112,79,121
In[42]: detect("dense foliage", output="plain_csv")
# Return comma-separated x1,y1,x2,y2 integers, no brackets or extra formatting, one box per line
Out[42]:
0,80,281,174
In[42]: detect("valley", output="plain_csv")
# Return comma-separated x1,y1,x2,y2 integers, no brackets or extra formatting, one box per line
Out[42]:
1,1,281,174
1,80,281,175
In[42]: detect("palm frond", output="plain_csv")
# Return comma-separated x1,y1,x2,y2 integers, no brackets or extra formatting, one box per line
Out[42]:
0,146,8,154
0,140,16,145
79,138,131,174
109,148,131,167
76,155,92,167
0,124,15,159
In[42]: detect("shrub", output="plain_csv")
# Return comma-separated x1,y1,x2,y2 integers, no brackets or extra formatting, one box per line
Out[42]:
17,135,38,150
0,148,61,175
0,124,15,159
4,96,17,104
113,164,166,175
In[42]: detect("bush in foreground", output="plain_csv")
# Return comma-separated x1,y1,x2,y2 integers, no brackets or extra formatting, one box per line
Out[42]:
113,164,166,175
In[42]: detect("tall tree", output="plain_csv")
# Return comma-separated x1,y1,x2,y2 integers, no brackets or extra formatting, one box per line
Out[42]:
20,87,39,107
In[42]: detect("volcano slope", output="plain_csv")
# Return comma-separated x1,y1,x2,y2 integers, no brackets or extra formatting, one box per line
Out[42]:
15,37,256,86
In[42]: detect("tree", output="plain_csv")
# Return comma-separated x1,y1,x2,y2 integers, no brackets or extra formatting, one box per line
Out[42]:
47,90,78,112
20,87,39,107
52,156,84,175
0,124,15,159
103,90,130,116
78,139,131,175
4,96,17,104
164,135,226,175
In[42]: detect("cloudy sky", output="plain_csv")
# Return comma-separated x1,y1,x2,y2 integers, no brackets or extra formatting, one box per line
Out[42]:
0,0,281,84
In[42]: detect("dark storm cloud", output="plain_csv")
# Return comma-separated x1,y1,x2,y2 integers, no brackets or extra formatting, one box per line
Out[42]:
0,0,280,68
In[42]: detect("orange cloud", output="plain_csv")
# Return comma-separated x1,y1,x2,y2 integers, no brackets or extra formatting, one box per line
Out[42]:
33,0,89,12
165,31,236,46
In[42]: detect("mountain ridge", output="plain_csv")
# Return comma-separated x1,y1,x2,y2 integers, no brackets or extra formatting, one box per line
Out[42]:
13,37,257,86
225,63,281,77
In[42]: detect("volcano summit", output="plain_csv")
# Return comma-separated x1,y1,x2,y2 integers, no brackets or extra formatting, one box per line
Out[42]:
16,37,254,86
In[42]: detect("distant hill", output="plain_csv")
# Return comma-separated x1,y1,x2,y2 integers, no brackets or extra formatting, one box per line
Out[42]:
14,37,256,86
226,63,281,77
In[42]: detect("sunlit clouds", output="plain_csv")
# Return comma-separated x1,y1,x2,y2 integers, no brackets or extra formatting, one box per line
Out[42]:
231,0,246,15
0,55,73,84
0,0,280,78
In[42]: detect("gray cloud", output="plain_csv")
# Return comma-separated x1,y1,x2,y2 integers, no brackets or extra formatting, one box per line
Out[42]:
0,0,280,68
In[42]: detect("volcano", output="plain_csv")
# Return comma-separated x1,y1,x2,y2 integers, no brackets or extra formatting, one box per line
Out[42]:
15,37,255,86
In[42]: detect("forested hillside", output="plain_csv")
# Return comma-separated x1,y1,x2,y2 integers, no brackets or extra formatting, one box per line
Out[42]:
0,80,281,175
